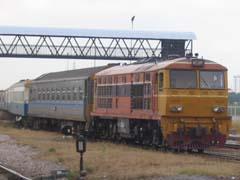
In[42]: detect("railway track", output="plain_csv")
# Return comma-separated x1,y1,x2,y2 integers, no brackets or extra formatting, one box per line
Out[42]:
224,143,240,149
203,150,240,162
0,162,31,180
203,141,240,162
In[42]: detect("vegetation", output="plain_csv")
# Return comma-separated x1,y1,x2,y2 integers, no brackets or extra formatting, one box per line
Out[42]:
0,121,239,179
229,92,240,105
48,147,56,153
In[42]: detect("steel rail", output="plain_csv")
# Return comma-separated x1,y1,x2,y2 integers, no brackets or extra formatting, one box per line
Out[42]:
203,151,240,162
0,162,31,180
224,143,240,149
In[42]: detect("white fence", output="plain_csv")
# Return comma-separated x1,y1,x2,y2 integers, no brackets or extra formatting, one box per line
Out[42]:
228,105,240,121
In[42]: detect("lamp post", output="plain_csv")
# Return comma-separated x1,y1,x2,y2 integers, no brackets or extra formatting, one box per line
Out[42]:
130,16,135,64
76,134,87,179
131,16,135,30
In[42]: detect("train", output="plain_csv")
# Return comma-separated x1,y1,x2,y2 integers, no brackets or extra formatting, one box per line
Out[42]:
0,56,231,152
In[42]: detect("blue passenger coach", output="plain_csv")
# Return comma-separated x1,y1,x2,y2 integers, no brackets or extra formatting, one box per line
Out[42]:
6,80,31,118
0,90,7,111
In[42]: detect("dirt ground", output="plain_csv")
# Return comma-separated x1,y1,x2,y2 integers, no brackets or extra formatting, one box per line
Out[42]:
0,121,240,180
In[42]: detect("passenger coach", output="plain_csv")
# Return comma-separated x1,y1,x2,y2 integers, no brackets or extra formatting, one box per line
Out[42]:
5,80,31,119
0,90,7,111
28,65,116,133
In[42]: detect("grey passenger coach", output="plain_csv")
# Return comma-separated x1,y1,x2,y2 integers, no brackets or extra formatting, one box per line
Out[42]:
28,65,112,133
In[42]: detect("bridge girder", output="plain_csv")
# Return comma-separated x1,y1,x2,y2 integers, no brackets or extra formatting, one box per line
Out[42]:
0,27,194,60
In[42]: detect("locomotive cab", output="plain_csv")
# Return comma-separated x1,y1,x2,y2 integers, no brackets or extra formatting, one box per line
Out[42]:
158,58,231,150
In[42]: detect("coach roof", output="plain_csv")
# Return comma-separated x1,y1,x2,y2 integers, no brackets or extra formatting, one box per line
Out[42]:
34,64,119,82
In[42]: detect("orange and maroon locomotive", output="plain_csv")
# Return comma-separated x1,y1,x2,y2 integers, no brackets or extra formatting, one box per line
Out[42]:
91,57,231,151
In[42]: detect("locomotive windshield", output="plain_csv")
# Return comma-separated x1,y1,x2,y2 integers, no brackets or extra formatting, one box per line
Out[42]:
200,71,224,89
170,70,197,89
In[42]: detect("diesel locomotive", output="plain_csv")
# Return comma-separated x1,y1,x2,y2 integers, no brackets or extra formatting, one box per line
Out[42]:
0,57,231,151
91,57,231,151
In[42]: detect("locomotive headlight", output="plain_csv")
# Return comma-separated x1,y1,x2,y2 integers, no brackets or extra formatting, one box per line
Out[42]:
170,105,183,112
213,106,225,113
177,106,183,112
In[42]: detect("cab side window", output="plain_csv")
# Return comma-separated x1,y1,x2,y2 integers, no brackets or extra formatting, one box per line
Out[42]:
159,72,164,90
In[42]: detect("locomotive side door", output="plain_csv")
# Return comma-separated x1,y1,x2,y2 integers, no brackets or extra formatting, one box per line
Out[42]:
155,70,164,113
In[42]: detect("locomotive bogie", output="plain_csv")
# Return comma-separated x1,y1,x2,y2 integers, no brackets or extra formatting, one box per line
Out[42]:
90,117,163,145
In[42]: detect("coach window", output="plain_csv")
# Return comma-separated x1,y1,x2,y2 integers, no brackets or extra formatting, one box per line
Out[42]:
97,86,101,96
123,76,127,83
73,87,77,100
103,77,107,84
79,87,83,100
145,72,151,82
44,88,46,100
114,76,118,84
66,88,71,101
43,89,46,100
107,77,112,84
62,88,65,101
134,73,140,82
35,89,37,101
98,78,101,84
31,89,36,101
46,88,50,100
50,88,54,100
55,89,59,100
38,89,41,100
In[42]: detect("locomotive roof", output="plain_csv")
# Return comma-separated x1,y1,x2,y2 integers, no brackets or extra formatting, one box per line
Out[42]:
34,65,112,81
95,58,227,76
0,26,196,40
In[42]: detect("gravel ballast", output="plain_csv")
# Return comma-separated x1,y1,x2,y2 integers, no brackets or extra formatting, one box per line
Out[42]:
0,134,66,178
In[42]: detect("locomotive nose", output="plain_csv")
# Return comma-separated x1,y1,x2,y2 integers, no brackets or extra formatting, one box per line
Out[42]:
167,95,227,117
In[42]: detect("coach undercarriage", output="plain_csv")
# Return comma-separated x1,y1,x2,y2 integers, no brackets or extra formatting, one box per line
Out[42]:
20,117,85,136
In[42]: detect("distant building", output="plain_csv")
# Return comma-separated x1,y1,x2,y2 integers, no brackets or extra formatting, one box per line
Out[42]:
234,75,240,93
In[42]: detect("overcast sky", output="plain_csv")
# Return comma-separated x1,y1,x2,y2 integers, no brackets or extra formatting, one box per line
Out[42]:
0,0,239,89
